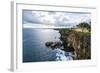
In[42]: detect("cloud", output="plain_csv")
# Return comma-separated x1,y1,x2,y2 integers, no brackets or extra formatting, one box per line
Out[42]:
23,10,43,24
23,10,91,28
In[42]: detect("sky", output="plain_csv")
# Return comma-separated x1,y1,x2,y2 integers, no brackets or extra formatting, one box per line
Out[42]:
23,10,91,28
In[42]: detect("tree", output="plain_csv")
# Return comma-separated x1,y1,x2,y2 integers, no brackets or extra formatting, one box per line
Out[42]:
77,22,91,32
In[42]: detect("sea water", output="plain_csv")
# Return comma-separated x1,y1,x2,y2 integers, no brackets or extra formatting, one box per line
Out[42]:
23,28,73,62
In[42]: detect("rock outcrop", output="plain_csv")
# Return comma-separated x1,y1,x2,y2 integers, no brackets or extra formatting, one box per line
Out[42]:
59,29,91,60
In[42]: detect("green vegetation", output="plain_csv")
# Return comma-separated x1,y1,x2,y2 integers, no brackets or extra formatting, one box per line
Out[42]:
58,22,91,60
77,22,91,32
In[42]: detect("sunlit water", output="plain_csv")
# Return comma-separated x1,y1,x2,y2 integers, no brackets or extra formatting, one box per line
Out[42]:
23,28,73,62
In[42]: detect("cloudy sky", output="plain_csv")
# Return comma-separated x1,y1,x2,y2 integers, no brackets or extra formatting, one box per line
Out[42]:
23,10,91,28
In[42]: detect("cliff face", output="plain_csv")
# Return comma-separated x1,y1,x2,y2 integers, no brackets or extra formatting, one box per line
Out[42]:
59,29,91,60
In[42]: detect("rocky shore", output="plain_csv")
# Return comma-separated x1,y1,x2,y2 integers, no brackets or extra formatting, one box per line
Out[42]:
59,29,91,60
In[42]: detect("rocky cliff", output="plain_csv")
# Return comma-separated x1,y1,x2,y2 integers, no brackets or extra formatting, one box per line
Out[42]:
59,29,91,60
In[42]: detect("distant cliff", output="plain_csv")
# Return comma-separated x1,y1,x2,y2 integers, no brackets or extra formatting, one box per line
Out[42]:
59,29,91,60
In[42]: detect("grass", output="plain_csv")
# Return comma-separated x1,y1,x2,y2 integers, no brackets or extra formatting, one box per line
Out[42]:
59,28,91,59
